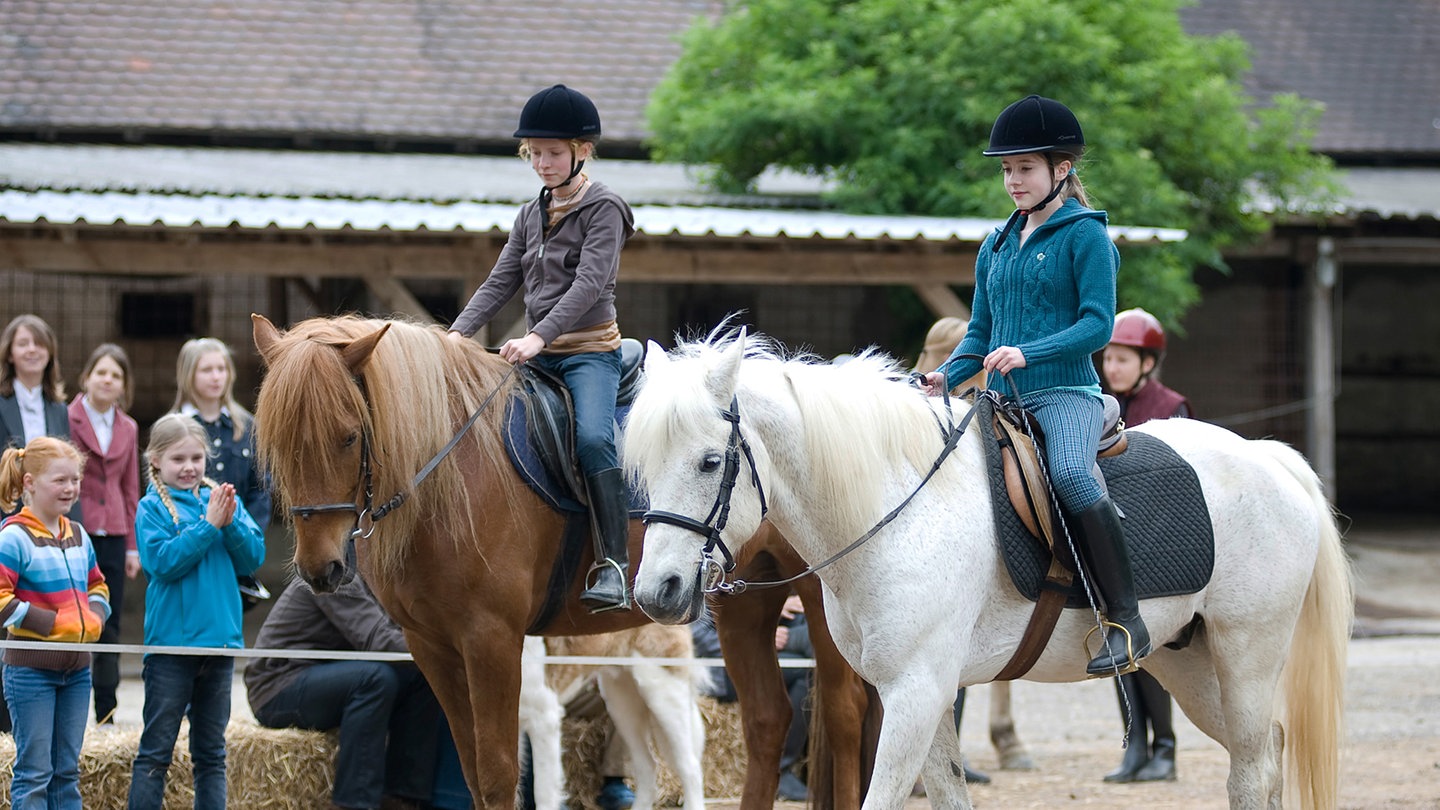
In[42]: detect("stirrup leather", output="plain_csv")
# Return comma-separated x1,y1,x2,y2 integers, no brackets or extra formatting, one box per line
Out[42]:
1083,619,1144,678
580,558,631,613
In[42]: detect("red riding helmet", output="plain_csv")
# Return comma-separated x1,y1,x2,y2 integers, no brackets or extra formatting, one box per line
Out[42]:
1111,308,1166,353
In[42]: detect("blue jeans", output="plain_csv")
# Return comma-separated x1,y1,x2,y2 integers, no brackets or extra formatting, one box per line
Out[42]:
3,665,91,810
127,655,233,810
532,349,622,474
1022,388,1105,513
252,661,439,809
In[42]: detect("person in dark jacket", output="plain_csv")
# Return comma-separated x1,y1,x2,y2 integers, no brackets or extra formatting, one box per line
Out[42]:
244,576,470,810
447,84,636,613
0,313,78,734
1098,307,1192,784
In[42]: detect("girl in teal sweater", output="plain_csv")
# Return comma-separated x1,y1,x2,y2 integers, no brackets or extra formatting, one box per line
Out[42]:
921,95,1150,677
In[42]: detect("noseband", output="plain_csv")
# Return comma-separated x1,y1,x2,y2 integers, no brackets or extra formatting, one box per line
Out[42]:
642,395,768,593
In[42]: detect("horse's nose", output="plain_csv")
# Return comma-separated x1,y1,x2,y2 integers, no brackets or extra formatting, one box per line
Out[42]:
303,560,350,593
637,572,694,625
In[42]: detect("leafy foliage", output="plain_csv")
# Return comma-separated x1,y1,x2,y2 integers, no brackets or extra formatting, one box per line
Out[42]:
647,0,1337,325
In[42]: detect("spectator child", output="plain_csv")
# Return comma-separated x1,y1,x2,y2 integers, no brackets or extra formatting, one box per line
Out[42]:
127,413,265,810
0,436,110,810
68,343,142,724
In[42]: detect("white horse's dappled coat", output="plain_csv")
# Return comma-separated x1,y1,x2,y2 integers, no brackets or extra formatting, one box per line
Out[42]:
624,331,1352,810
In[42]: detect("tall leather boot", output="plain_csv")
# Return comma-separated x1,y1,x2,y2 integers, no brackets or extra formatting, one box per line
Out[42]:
1075,495,1151,676
1103,673,1150,782
580,468,632,613
1132,670,1177,781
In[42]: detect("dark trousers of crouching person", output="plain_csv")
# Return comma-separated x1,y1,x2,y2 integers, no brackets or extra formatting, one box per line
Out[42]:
253,660,440,809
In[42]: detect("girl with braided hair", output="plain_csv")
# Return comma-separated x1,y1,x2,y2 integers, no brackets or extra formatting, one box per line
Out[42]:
127,413,265,810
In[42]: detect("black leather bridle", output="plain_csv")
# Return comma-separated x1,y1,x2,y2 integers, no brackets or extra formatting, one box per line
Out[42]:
641,395,768,593
289,366,517,554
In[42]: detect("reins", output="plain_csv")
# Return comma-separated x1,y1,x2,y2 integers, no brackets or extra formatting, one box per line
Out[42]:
671,371,981,596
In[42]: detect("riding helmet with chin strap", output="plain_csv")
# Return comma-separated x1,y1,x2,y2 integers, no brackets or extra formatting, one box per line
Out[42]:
1111,308,1167,355
985,95,1087,251
515,84,603,194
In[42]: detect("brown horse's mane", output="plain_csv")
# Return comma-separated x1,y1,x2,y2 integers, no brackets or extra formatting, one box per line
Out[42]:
255,315,527,584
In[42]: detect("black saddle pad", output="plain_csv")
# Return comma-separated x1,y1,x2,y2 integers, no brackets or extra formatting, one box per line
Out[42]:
502,383,646,515
976,398,1215,608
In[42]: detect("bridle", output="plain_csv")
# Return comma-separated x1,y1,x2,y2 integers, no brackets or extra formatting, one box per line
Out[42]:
644,383,977,596
642,395,768,594
289,365,517,559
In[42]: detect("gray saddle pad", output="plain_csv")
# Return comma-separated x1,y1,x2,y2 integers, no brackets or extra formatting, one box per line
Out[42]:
976,399,1215,608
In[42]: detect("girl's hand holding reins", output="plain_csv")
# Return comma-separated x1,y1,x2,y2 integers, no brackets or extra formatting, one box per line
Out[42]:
919,371,949,397
499,332,545,365
984,346,1027,375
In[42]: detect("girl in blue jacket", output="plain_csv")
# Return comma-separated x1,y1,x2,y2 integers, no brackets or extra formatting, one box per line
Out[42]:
920,95,1150,677
127,413,265,810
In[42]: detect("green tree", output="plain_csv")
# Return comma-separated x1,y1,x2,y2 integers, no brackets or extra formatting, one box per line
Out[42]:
647,0,1337,326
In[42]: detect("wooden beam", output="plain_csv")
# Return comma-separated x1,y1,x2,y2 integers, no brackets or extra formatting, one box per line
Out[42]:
363,274,434,322
0,230,979,286
911,283,971,320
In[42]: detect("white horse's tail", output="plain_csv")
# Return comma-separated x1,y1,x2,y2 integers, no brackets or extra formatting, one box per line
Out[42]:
1261,441,1354,810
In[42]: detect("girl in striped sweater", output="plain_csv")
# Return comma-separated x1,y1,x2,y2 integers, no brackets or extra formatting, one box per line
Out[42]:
0,436,110,810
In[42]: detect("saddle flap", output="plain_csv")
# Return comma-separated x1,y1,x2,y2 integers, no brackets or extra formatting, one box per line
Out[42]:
517,364,588,506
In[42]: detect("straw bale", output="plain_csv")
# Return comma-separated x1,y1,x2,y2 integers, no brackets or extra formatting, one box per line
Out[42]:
0,721,336,810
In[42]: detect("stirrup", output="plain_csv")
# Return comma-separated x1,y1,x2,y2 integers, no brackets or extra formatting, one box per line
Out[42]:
1083,620,1146,679
580,558,631,613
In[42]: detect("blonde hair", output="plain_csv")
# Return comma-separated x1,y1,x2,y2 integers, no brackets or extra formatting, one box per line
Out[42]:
517,137,596,161
171,337,251,441
0,314,65,401
0,436,85,514
916,317,969,374
145,413,219,525
79,342,135,412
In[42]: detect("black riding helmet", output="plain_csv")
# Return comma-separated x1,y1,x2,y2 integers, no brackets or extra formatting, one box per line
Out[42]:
984,95,1086,251
514,84,602,140
983,94,1084,156
515,84,602,194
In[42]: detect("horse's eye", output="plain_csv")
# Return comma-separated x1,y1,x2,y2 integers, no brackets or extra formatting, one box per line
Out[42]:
343,432,359,449
700,453,722,473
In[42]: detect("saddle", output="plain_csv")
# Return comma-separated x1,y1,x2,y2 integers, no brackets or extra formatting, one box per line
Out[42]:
511,337,645,510
989,391,1127,555
502,338,644,634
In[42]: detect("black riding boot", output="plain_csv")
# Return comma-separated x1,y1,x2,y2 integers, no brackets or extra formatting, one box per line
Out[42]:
580,468,632,613
1103,673,1150,782
1132,670,1177,781
1076,495,1151,676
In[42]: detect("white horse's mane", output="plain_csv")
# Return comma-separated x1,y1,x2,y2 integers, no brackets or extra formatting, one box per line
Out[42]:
626,330,963,539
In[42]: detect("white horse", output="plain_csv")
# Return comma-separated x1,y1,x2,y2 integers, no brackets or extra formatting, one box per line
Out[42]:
522,625,707,810
624,331,1351,810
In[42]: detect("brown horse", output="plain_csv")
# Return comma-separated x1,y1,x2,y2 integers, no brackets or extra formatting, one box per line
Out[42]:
250,314,869,809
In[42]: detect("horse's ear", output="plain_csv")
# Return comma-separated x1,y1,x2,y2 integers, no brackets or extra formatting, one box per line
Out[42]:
643,340,670,373
252,314,282,366
339,323,393,374
705,328,745,405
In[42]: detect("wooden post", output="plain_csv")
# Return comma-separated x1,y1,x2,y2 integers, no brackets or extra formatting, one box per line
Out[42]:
1306,236,1338,500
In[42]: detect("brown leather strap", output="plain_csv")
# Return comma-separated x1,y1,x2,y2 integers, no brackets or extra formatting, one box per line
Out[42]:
994,556,1074,681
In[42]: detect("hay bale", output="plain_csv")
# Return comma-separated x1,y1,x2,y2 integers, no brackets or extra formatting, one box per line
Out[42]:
0,721,336,810
560,695,746,808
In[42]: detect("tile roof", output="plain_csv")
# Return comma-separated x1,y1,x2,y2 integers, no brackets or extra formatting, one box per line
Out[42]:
1,1,1433,156
0,0,721,144
1180,0,1439,156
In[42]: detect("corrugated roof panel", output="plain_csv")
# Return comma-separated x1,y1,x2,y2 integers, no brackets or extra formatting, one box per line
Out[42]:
0,189,1188,243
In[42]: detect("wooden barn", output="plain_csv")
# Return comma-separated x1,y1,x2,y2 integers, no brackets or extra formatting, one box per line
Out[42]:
2,0,1437,520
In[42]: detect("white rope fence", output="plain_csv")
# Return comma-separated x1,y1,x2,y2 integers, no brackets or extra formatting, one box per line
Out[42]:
0,639,816,668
